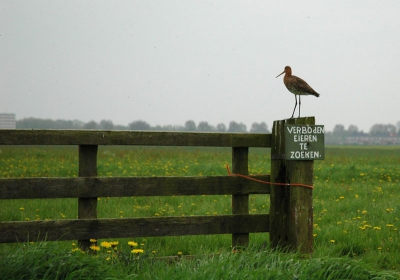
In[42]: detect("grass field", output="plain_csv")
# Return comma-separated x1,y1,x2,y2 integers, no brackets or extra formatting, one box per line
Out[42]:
0,145,399,279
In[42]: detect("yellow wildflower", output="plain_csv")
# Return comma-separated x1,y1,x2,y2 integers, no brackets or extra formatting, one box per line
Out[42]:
131,249,144,254
101,241,112,248
90,245,100,251
128,241,138,247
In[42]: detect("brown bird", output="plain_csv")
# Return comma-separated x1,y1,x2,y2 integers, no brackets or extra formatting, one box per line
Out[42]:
276,66,320,118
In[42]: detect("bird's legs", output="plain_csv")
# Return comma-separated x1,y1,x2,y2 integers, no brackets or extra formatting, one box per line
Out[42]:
291,95,298,118
298,95,301,118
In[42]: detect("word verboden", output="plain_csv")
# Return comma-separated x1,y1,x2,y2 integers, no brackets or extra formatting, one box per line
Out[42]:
286,126,325,135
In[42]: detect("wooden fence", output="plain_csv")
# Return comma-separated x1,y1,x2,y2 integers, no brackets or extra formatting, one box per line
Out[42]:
0,117,315,253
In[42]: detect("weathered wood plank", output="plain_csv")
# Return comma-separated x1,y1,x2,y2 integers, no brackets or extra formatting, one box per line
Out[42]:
0,175,271,199
0,130,271,147
78,145,98,250
0,214,270,243
232,147,250,247
270,119,289,250
270,117,314,254
286,117,314,254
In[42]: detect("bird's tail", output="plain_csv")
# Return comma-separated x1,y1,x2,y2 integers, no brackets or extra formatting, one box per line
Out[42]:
314,93,320,97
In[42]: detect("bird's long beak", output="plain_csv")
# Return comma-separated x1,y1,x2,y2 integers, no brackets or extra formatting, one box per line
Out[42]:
276,70,285,78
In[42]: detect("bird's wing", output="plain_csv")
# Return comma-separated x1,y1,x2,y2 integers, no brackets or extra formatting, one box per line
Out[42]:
291,76,319,95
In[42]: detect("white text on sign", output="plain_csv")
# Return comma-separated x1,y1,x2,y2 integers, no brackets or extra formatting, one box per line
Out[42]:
286,126,325,134
285,124,325,160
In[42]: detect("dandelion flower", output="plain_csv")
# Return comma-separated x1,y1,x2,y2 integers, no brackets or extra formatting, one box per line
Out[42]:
90,239,97,243
131,249,144,254
101,241,112,248
90,245,100,252
330,240,335,243
128,241,138,247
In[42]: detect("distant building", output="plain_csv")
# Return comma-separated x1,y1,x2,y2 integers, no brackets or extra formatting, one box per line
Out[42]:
345,136,400,145
0,113,16,129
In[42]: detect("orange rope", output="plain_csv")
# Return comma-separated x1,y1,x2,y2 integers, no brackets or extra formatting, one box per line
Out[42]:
225,164,314,189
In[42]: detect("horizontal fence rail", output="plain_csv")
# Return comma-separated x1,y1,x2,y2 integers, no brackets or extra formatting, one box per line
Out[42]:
0,130,271,147
0,129,272,247
0,176,271,199
0,215,270,243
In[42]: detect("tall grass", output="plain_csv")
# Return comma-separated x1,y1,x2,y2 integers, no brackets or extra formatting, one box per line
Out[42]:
0,145,399,278
2,242,399,280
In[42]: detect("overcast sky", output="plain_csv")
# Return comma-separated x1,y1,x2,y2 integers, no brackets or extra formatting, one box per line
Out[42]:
1,1,399,132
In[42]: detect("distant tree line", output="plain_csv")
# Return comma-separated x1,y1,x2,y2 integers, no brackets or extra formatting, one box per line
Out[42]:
325,122,400,144
16,118,270,133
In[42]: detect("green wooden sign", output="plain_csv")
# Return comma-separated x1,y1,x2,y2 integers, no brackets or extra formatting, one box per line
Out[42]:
285,124,325,160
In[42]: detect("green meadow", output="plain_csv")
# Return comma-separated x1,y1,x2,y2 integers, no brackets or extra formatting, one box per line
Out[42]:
0,145,399,279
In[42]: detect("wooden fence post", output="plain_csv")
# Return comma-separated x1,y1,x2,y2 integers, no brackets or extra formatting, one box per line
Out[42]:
270,117,314,254
78,145,98,250
231,147,249,249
